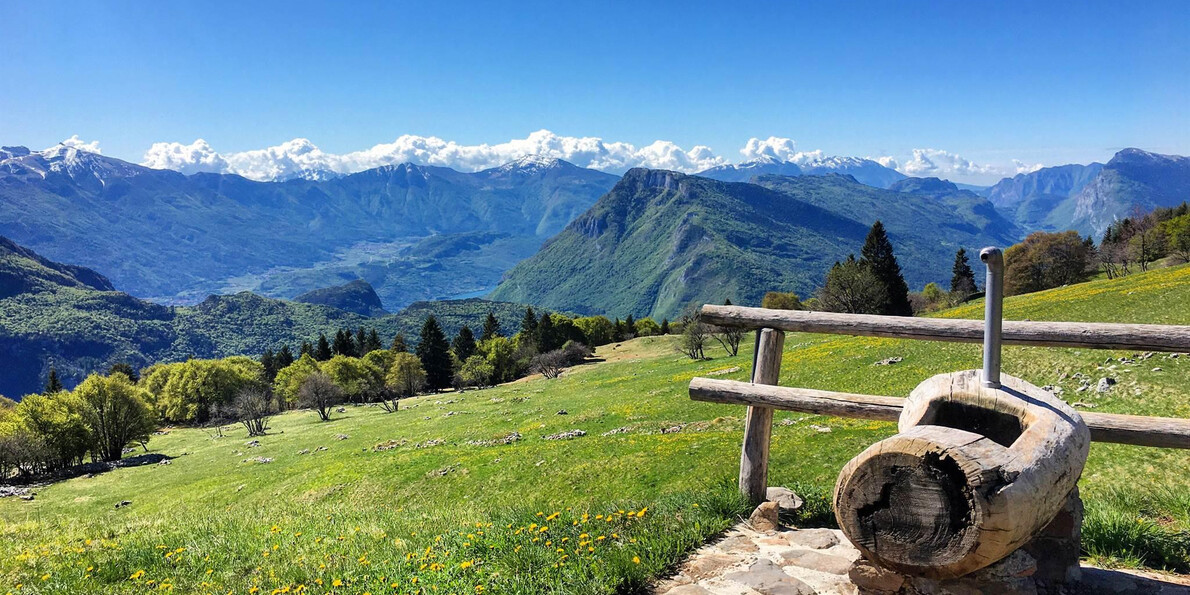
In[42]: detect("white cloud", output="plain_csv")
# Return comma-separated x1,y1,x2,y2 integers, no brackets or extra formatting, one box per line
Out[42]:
1012,159,1044,174
739,136,825,165
899,148,1000,178
50,135,102,154
872,155,899,170
139,130,729,180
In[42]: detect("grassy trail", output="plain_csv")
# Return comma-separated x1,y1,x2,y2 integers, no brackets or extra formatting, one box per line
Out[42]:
4,264,1190,593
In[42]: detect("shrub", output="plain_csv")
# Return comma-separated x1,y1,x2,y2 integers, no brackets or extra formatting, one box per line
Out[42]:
224,386,277,437
530,350,567,379
456,355,494,390
297,373,344,422
761,291,803,310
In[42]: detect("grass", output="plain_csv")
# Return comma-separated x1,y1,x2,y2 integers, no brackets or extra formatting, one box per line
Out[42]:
4,264,1190,593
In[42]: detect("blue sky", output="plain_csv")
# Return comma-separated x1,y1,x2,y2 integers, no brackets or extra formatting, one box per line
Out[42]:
2,0,1188,183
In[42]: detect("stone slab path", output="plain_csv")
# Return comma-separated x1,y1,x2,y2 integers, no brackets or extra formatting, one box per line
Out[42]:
655,524,1190,595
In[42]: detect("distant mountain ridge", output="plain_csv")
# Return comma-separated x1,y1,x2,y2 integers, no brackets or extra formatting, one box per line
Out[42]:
294,279,388,316
698,155,907,188
490,170,1020,319
0,235,532,399
0,145,618,308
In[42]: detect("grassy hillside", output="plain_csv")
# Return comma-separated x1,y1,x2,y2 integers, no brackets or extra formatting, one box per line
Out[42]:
4,265,1190,593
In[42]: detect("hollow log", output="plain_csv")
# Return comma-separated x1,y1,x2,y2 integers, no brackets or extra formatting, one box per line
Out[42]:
833,370,1090,579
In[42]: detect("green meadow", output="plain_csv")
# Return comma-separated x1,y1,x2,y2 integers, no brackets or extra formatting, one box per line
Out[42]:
4,264,1190,594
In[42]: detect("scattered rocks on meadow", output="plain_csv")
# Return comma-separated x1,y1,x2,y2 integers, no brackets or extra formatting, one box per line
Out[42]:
601,426,632,436
415,438,444,449
336,407,347,413
466,432,522,447
297,448,310,455
660,424,685,434
428,464,459,478
556,409,568,415
157,459,171,466
335,434,350,440
245,440,261,448
808,424,832,433
372,439,407,452
544,429,586,440
706,366,741,376
1072,402,1098,409
0,486,31,498
874,356,903,366
1097,377,1117,393
115,500,132,509
242,456,273,464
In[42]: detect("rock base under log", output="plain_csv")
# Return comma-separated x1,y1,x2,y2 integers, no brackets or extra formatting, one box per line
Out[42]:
655,491,1190,595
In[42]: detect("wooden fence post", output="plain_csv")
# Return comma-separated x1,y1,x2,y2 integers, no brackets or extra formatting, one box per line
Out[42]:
739,328,785,505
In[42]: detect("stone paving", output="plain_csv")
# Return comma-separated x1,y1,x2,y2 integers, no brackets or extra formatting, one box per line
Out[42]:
654,523,1190,595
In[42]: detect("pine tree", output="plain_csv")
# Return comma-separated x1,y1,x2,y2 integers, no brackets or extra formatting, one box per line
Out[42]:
44,366,63,394
520,307,538,335
391,333,409,353
108,362,139,383
612,318,625,342
660,318,670,335
452,326,477,361
724,298,733,306
481,311,502,341
356,327,368,354
416,316,454,391
624,314,636,338
366,329,383,353
277,345,295,369
315,333,333,361
260,348,277,382
333,329,356,357
950,248,977,296
536,313,559,352
300,341,315,358
859,221,913,316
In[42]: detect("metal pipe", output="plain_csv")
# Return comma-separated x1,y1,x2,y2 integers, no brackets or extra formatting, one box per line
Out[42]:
980,247,1004,388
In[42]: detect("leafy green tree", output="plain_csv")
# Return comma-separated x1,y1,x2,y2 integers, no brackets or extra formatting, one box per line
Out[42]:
385,352,427,399
761,291,802,310
452,326,478,361
950,248,977,296
390,333,409,353
574,316,616,346
16,392,89,469
416,316,454,391
479,337,520,384
70,373,156,462
153,358,265,422
320,355,384,403
817,255,887,314
1163,213,1190,263
456,355,494,389
362,349,398,374
273,353,323,406
44,367,64,395
859,221,912,316
315,334,332,361
1005,231,1093,296
481,311,502,341
634,317,661,337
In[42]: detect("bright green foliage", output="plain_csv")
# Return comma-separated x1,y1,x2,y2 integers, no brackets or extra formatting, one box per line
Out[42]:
817,255,886,314
385,352,427,398
1162,213,1190,262
1005,231,1094,295
761,291,802,310
273,354,323,406
153,358,264,422
634,317,661,337
479,336,521,384
319,355,384,403
574,316,616,346
14,392,90,469
69,373,155,462
361,349,398,374
457,355,494,389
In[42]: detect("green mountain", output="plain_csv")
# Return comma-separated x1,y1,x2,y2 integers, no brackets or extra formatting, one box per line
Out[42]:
490,170,1021,319
0,236,531,399
294,279,388,316
0,146,617,308
986,163,1104,231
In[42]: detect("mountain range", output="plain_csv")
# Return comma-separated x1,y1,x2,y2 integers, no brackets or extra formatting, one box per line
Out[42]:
0,235,531,399
0,146,617,309
697,155,908,188
489,170,1021,319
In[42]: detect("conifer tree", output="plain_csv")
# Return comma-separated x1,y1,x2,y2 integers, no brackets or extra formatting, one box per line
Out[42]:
356,327,368,354
332,329,357,357
860,221,913,316
724,298,733,306
660,318,670,335
300,341,315,358
612,318,625,342
44,367,63,394
277,345,295,369
260,348,277,382
416,316,454,391
520,307,538,335
536,313,559,352
315,333,333,361
950,248,977,296
624,314,636,338
366,329,383,353
452,326,477,361
391,333,408,353
481,311,502,340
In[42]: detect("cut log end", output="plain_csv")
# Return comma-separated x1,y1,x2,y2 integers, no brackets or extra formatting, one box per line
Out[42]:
835,436,985,578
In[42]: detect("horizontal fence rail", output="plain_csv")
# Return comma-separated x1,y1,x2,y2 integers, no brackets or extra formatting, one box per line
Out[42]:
700,305,1190,353
690,377,1190,450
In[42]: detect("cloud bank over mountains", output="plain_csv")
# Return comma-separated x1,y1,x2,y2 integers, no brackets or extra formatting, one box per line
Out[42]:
48,131,1036,183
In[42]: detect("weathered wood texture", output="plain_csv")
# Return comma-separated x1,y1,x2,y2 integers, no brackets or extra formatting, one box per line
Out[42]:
701,304,1190,352
739,329,785,505
834,370,1090,579
689,377,1190,449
